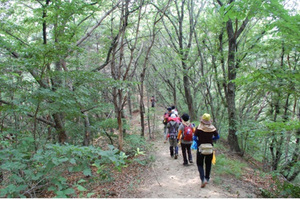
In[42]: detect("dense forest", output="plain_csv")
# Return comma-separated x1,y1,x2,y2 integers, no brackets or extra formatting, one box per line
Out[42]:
0,0,299,198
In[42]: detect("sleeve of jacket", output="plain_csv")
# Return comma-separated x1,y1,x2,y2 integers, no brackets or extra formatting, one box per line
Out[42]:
177,129,182,140
212,130,219,140
191,135,198,150
166,123,170,135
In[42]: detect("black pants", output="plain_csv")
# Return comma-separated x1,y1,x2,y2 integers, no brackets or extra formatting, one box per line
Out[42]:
196,151,213,182
181,143,192,164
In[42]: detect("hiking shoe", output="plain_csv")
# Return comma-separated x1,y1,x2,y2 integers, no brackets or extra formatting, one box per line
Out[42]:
189,160,193,163
201,181,207,188
205,178,210,184
174,154,178,159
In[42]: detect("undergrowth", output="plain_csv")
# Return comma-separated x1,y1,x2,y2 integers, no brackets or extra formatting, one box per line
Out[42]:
0,132,152,198
260,179,300,198
214,153,247,179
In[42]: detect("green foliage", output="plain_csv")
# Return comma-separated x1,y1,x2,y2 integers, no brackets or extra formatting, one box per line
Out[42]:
123,134,148,157
260,180,300,198
219,0,263,21
0,141,127,198
214,154,247,179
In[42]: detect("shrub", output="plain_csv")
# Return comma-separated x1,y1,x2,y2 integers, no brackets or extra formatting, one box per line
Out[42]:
214,154,247,179
260,180,300,198
0,140,127,198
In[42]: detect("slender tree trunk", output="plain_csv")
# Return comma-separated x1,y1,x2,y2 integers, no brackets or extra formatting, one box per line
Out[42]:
183,70,196,120
53,113,67,143
83,112,90,146
128,90,133,118
139,86,145,137
117,105,123,150
147,94,152,139
139,11,160,136
226,19,241,153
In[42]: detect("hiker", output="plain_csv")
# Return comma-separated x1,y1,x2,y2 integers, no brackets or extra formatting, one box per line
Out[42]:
164,114,180,159
177,113,195,166
150,96,157,107
194,113,219,188
171,105,178,116
167,111,181,123
163,107,172,139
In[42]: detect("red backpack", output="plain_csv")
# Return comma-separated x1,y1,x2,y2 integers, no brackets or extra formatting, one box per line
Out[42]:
183,124,193,141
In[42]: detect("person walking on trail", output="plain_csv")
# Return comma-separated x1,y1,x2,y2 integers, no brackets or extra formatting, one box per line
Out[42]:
164,114,180,159
171,105,178,116
177,113,195,166
163,107,172,139
167,113,181,123
194,113,219,188
150,96,157,107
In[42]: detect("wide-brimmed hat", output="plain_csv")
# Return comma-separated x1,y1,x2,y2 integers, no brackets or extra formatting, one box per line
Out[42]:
200,113,212,125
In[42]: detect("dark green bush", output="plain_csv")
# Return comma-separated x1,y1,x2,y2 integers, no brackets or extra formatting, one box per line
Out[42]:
0,139,127,198
260,180,300,198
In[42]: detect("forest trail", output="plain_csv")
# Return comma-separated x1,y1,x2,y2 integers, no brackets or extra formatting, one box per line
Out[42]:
133,137,234,198
127,108,257,198
129,109,248,198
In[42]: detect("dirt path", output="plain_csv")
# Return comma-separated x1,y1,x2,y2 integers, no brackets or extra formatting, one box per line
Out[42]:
123,106,259,198
132,132,238,198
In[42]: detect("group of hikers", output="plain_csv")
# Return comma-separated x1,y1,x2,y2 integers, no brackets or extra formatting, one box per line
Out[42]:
163,106,219,188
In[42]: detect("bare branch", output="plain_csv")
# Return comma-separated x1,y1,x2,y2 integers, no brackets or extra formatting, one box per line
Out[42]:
76,0,121,47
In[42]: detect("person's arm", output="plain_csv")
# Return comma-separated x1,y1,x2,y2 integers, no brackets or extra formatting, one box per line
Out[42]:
192,126,196,133
191,133,198,150
164,124,169,142
177,129,182,140
212,130,219,140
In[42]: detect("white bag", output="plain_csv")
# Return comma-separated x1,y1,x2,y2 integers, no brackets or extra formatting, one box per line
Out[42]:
199,143,213,155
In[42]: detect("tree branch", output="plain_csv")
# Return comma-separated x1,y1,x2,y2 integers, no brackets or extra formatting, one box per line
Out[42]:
75,0,121,47
0,99,55,127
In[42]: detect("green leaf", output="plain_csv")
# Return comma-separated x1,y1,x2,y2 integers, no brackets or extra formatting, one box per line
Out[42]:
77,185,87,192
0,189,7,197
48,186,56,191
55,191,67,198
87,193,95,198
63,188,75,195
83,168,91,176
77,179,86,184
16,185,28,192
69,158,76,164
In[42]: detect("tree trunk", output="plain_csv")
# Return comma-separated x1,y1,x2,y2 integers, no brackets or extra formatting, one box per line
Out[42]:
128,90,133,118
139,74,145,137
117,106,123,150
53,113,67,143
183,72,196,120
226,19,241,153
83,112,90,146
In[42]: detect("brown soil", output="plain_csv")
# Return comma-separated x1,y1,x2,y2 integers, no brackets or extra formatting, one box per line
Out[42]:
123,134,259,198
